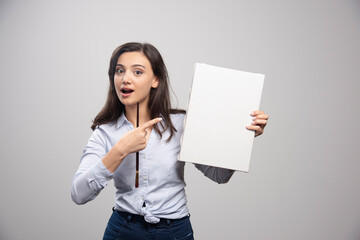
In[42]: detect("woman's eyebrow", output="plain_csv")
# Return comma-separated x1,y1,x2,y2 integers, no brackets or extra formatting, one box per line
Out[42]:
132,64,146,68
115,64,146,69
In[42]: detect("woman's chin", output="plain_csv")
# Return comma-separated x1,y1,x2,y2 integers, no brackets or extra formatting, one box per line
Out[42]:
120,96,149,108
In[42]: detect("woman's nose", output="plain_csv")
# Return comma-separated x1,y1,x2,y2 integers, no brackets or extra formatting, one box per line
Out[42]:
122,73,131,84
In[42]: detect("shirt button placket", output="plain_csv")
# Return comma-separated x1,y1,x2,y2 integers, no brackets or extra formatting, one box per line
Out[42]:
140,153,148,209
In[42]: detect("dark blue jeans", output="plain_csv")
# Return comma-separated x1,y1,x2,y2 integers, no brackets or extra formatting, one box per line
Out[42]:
103,209,194,240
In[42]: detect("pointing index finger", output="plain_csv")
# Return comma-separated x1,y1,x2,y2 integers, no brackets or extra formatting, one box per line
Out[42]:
139,117,163,130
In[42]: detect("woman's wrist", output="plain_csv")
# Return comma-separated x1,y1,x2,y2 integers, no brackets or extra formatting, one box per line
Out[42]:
114,139,129,158
102,143,128,173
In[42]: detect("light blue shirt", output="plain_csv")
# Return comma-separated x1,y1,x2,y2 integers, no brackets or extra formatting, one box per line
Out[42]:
71,113,234,223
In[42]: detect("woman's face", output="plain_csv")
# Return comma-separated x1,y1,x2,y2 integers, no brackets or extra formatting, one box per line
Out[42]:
114,51,159,107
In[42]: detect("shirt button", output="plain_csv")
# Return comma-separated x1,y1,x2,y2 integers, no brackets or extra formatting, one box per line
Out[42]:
143,155,146,159
143,176,148,180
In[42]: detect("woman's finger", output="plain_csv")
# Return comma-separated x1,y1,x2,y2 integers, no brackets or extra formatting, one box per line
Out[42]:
246,125,261,131
139,117,162,130
254,113,269,120
251,110,264,117
246,125,263,136
252,119,267,125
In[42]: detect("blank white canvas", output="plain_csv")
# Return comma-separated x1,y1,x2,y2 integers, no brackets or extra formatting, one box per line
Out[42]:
178,63,265,172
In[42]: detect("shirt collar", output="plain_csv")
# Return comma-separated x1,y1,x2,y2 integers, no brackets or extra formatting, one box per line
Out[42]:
115,113,128,129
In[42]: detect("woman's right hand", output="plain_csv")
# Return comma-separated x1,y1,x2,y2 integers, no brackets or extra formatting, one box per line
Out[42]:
103,117,162,173
115,117,163,155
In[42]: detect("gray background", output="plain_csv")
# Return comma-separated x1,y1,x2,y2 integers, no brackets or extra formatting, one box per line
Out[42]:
1,0,359,239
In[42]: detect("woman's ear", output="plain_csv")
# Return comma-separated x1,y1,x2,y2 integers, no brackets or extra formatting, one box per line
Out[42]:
151,77,159,88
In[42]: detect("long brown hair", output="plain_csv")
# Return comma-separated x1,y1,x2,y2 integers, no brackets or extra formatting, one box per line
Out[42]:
91,42,185,141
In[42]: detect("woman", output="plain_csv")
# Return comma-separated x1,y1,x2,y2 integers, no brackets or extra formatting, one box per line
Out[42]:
71,42,269,240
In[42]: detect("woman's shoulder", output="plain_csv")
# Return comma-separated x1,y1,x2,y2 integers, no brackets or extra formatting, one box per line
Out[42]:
93,120,120,138
170,109,186,120
169,109,186,131
95,114,126,132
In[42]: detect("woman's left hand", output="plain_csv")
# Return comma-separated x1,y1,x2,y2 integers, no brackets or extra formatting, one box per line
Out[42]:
246,110,269,137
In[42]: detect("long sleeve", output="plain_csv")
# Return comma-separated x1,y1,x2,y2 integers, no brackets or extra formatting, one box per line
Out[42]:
194,164,235,184
71,128,113,205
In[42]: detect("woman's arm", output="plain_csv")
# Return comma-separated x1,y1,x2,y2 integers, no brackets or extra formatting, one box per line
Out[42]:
71,128,113,205
71,118,162,205
194,164,235,184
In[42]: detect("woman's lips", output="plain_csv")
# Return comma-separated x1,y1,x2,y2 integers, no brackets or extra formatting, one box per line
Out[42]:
120,88,134,98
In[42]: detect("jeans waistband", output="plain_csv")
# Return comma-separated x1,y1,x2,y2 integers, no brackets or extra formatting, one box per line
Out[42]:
113,207,187,226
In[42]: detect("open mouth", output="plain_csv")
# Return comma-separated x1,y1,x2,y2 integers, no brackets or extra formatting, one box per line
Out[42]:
121,88,134,94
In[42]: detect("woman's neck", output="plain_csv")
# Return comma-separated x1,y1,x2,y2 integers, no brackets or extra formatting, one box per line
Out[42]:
125,102,151,128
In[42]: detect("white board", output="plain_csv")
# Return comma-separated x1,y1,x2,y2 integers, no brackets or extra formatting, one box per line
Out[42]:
178,63,265,172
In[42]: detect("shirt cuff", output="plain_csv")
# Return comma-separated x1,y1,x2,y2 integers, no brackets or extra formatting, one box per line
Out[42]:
89,159,114,187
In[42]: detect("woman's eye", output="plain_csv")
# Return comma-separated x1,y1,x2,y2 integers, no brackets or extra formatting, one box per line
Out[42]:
116,69,124,74
134,70,143,75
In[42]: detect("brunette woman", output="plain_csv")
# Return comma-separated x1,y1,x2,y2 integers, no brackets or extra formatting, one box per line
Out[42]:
71,42,269,240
